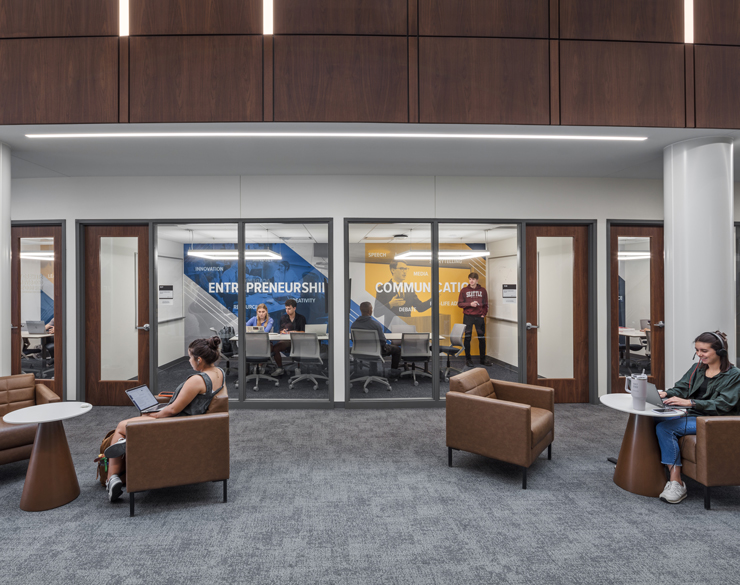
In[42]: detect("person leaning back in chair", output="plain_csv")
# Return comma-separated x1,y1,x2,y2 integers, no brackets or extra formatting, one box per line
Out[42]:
656,330,740,504
102,336,226,503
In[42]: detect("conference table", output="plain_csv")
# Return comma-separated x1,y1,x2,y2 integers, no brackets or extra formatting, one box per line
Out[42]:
230,333,329,342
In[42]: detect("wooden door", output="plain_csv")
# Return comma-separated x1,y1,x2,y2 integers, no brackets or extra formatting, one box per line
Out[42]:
10,225,64,398
610,225,665,392
84,226,149,406
526,225,589,403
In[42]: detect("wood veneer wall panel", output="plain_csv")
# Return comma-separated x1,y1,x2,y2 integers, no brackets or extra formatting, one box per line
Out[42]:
130,36,262,123
550,40,560,124
419,37,549,125
130,0,261,35
685,44,695,128
419,0,548,38
694,0,740,46
0,37,118,124
695,45,740,129
274,0,406,35
409,36,419,123
560,0,683,42
263,36,273,121
274,36,408,123
119,37,129,123
0,0,118,38
560,41,685,127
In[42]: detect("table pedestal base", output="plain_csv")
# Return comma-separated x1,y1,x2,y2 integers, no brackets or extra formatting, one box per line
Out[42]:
613,413,667,497
20,420,80,511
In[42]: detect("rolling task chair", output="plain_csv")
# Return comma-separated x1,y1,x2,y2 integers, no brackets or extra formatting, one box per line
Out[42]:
288,333,328,390
440,323,466,381
350,329,391,393
241,332,279,391
400,332,432,386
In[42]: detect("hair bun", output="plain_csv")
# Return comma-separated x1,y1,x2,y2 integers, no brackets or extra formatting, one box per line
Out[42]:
209,336,222,349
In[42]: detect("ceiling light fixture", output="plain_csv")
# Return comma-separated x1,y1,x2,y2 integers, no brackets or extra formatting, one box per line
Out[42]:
25,132,648,142
618,252,651,260
685,0,694,44
20,252,55,261
263,0,273,35
187,250,282,261
395,250,491,261
120,0,129,36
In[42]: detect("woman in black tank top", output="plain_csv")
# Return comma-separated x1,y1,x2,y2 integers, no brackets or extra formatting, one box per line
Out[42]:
103,336,226,503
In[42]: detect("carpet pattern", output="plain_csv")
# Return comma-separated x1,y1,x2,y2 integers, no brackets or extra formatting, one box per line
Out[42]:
1,405,739,585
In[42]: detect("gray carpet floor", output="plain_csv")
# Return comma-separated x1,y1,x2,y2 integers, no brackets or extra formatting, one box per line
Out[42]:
1,405,740,585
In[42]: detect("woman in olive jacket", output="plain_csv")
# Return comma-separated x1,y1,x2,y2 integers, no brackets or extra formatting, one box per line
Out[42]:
656,330,740,504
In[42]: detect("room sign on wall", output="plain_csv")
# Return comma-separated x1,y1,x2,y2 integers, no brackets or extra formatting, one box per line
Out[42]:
159,284,174,305
503,284,517,303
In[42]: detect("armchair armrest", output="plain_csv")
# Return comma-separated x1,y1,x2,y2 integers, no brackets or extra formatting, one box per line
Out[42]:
446,392,531,466
125,413,229,493
695,416,740,486
492,381,554,413
35,383,59,404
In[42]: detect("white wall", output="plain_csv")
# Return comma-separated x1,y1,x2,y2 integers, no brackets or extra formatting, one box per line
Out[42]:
486,236,518,368
157,236,186,367
11,174,669,400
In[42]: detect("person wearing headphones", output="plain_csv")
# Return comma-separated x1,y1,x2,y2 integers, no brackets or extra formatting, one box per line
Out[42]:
656,330,740,504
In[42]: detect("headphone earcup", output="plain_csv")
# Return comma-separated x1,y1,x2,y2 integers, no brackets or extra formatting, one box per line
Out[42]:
717,348,728,358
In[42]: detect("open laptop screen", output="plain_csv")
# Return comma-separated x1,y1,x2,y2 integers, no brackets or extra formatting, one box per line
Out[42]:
125,385,158,412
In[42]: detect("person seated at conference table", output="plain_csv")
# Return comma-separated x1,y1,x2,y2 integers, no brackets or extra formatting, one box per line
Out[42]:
102,336,226,503
655,330,740,505
271,298,306,377
246,303,274,333
351,301,401,375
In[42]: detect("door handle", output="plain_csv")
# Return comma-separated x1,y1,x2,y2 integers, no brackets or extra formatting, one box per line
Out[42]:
654,321,665,328
526,322,539,330
11,325,18,330
136,324,150,332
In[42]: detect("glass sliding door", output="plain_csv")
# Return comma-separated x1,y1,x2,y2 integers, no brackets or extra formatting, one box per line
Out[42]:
155,224,239,400
242,223,331,401
347,223,433,400
437,224,520,399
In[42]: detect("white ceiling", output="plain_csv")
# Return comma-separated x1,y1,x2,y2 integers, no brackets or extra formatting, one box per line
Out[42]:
348,223,517,244
3,122,739,180
158,222,328,244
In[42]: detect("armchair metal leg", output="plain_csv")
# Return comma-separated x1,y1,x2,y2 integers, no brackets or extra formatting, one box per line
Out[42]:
129,493,135,517
522,466,527,490
704,485,711,510
548,444,552,460
223,479,228,503
448,447,452,467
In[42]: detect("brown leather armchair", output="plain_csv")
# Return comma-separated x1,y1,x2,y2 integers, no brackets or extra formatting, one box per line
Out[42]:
123,388,230,516
446,368,554,488
679,416,740,509
0,373,60,466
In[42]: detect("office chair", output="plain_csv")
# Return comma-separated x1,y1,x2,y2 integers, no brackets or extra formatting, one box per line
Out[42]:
242,332,279,391
288,333,328,390
350,329,391,392
389,320,416,347
640,319,650,330
440,323,466,381
400,332,432,386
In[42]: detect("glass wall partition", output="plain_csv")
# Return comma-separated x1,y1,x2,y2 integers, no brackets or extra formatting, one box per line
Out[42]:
348,223,433,400
243,223,331,401
437,224,520,398
156,224,239,400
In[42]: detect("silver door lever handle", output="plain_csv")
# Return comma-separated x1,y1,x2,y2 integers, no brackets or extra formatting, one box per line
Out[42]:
526,322,539,330
136,324,150,331
654,321,665,328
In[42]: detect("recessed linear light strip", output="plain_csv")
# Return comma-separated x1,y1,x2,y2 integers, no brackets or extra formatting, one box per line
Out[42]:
685,0,694,44
26,132,647,141
20,252,55,260
120,0,129,37
264,0,273,35
395,251,491,261
187,250,282,260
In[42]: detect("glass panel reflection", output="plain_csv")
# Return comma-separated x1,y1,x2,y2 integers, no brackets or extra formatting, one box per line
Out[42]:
348,223,433,399
536,237,574,379
618,237,651,376
438,224,519,399
20,237,55,379
100,237,139,380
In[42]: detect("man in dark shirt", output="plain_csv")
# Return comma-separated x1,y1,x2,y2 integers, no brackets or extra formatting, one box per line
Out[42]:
271,298,306,375
457,272,494,368
351,302,401,370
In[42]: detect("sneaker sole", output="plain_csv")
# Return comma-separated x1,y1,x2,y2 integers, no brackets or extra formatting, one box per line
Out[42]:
108,481,124,502
660,492,688,504
104,442,126,459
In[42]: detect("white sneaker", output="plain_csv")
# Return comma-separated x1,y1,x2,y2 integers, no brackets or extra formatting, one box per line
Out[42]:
658,481,672,500
106,474,124,502
104,438,126,459
272,368,284,377
660,480,688,504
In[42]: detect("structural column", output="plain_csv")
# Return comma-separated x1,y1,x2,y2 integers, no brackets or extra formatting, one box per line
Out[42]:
0,143,10,375
664,137,735,384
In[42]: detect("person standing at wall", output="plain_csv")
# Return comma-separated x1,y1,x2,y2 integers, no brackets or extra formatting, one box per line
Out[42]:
458,272,494,368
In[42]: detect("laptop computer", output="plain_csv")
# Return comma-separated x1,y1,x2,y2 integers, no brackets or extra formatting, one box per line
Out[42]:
305,324,327,335
246,326,265,333
26,321,46,334
626,377,687,410
125,384,168,415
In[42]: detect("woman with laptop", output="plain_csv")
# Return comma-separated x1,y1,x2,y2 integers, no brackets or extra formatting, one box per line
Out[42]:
102,336,226,503
656,330,740,504
246,303,274,332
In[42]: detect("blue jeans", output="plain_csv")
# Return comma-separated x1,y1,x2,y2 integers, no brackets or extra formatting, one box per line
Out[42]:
655,416,697,467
